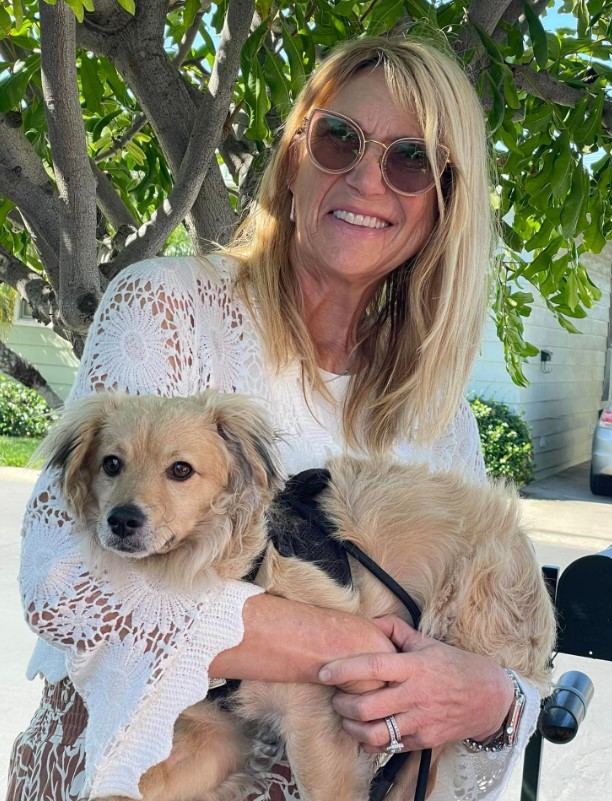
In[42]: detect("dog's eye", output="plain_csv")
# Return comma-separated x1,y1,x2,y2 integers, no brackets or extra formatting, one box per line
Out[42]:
169,461,194,481
102,455,123,476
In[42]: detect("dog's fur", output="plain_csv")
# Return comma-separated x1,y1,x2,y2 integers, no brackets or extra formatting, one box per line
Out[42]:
39,391,556,801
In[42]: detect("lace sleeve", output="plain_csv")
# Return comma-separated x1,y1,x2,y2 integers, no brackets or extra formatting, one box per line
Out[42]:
18,257,263,799
432,677,541,801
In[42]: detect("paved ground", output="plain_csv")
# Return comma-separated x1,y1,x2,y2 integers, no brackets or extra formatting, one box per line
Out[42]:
1,462,610,799
520,460,612,550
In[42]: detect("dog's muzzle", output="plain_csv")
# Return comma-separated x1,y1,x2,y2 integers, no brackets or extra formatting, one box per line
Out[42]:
105,504,148,553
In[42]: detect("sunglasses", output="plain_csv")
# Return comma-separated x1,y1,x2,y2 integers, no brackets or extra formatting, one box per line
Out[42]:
305,108,450,197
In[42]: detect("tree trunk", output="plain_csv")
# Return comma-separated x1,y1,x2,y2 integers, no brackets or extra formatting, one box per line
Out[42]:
0,340,63,409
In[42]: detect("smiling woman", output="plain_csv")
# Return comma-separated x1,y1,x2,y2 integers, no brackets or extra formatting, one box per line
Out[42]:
8,35,554,801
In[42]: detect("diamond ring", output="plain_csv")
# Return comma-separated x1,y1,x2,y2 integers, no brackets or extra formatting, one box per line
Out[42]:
384,715,404,754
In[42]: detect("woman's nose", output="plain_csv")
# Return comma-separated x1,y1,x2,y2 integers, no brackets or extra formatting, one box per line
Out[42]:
344,143,387,196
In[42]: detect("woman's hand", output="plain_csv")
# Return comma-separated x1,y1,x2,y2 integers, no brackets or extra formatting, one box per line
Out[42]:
318,616,514,753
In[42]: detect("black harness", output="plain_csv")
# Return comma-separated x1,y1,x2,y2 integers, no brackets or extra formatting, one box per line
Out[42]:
265,469,432,801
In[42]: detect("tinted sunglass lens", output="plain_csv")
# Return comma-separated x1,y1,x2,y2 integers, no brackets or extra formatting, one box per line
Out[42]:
309,114,361,171
385,141,435,194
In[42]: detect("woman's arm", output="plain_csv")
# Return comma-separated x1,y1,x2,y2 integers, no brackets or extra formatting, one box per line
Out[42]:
211,593,396,686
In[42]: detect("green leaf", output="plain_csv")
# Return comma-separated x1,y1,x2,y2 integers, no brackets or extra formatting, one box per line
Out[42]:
64,0,94,22
263,48,290,117
241,18,268,69
550,132,574,199
583,193,606,253
524,219,553,252
0,55,38,112
245,58,271,140
281,21,306,97
91,109,121,142
125,139,146,166
555,315,581,334
560,164,587,237
545,31,561,65
525,101,553,132
501,219,524,251
574,92,604,147
183,0,200,28
0,6,13,36
576,0,589,36
472,22,505,66
11,0,24,31
523,0,549,68
366,0,406,36
498,120,523,155
404,0,436,21
524,156,554,196
486,73,505,134
502,72,521,110
80,54,103,113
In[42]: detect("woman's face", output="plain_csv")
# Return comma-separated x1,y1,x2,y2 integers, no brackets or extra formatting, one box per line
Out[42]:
289,68,439,295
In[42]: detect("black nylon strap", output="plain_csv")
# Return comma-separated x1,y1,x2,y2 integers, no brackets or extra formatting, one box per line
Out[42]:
342,540,421,630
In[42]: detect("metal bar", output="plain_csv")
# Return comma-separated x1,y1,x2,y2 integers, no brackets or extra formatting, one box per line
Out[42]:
520,730,544,801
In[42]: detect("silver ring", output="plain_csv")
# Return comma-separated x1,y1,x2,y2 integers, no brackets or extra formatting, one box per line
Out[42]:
384,715,404,754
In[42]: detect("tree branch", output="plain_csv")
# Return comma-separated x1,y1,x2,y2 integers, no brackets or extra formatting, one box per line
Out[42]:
0,340,63,409
81,0,236,249
501,0,550,29
103,0,255,278
0,111,61,281
90,159,138,230
0,164,61,263
172,4,208,66
40,0,100,334
454,0,515,62
512,64,612,135
0,243,59,328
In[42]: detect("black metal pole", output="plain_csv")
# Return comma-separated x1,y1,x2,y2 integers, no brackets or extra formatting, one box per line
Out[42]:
521,730,544,801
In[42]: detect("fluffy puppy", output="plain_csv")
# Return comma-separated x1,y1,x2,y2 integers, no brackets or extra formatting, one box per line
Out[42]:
38,392,556,801
236,456,557,801
37,390,284,801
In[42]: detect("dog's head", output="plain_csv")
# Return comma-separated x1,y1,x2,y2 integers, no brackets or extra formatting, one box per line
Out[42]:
38,390,283,580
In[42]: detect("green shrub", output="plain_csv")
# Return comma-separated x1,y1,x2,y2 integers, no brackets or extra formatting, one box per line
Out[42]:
0,376,54,438
469,396,535,486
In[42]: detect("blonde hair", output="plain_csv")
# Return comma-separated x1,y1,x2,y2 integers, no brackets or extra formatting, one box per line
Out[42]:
227,35,495,452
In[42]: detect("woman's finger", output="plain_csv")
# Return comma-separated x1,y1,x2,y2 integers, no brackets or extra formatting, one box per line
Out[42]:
341,712,414,749
318,650,415,688
331,682,410,722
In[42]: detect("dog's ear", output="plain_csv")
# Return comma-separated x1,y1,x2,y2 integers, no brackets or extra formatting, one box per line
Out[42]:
36,393,123,521
208,391,284,495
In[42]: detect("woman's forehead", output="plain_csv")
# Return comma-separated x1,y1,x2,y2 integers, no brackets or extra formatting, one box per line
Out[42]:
317,69,426,140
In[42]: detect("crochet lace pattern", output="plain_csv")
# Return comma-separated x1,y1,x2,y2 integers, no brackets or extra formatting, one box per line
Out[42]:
19,254,539,800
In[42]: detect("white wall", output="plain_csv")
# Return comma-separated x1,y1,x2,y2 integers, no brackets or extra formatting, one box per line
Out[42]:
469,245,612,479
469,245,612,478
3,299,79,401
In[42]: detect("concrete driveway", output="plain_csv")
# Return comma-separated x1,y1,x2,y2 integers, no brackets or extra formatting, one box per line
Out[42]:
520,460,612,550
1,462,611,799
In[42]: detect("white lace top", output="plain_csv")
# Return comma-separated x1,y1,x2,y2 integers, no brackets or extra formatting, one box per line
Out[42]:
19,254,540,801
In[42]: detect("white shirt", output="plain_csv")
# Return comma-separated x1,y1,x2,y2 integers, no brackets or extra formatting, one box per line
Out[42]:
19,254,539,800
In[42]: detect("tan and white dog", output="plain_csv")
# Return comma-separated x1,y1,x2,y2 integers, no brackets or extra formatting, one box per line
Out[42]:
38,391,556,801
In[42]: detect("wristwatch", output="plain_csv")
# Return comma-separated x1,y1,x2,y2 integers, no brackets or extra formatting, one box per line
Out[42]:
462,668,525,753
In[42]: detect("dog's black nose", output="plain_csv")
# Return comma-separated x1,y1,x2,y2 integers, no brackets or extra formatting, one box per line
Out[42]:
107,504,146,538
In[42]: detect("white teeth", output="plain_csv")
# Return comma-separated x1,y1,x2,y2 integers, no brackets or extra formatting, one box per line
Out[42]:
332,210,389,229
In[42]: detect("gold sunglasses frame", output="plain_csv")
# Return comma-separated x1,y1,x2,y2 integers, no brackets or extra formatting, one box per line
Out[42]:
305,108,450,197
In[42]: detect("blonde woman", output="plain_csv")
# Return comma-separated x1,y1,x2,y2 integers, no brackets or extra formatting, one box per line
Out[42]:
9,36,548,801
